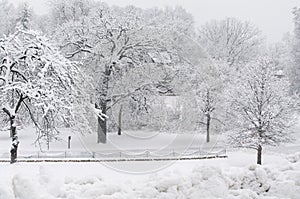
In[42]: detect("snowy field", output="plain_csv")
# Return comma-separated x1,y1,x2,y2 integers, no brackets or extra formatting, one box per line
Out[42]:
0,127,300,199
0,128,225,160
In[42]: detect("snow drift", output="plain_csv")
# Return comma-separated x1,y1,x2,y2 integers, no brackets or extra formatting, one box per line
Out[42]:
1,152,300,199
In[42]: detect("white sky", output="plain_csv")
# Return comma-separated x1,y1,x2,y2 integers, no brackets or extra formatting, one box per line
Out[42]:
8,0,300,43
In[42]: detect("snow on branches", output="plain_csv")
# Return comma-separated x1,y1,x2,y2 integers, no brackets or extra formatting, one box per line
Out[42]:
0,28,96,155
0,28,76,117
228,57,297,154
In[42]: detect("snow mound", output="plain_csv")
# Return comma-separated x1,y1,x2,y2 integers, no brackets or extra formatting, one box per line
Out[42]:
1,154,300,199
139,162,300,199
12,174,55,199
229,165,270,194
287,152,300,163
0,182,14,199
62,175,121,198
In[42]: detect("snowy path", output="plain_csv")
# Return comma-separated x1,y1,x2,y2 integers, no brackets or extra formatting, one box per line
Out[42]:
0,127,225,158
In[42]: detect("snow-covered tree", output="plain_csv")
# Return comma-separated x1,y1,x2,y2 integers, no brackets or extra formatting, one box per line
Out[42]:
194,64,224,142
291,7,300,93
268,33,293,70
228,57,297,165
0,28,90,163
16,3,32,30
266,33,294,91
0,0,17,37
55,4,194,143
198,18,262,70
50,0,94,26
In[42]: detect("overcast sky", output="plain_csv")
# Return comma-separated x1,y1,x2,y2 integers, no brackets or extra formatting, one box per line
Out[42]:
8,0,300,43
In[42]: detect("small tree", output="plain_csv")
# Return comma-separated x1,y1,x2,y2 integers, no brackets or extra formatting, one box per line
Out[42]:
0,28,88,163
196,86,218,143
194,64,224,142
228,57,297,165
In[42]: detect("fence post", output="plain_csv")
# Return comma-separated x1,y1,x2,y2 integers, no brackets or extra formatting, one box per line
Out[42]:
68,136,71,149
92,152,95,158
65,151,67,158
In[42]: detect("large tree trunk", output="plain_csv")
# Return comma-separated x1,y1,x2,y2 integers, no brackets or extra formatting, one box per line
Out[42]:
118,105,123,135
3,107,20,164
10,119,13,138
206,114,211,143
257,145,262,165
97,102,107,144
96,65,111,144
10,117,19,164
3,96,24,163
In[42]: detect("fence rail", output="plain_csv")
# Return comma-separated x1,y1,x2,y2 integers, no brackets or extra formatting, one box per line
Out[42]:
0,147,227,161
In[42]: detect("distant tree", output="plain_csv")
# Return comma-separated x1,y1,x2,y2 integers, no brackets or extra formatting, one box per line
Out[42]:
198,18,262,70
0,0,17,36
0,29,91,163
268,33,293,68
267,33,294,88
16,3,32,30
194,64,224,142
291,7,300,93
50,0,94,25
228,57,297,165
164,21,227,140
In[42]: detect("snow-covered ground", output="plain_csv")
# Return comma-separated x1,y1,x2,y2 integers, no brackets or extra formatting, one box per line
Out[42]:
0,151,300,199
0,127,224,159
0,126,300,199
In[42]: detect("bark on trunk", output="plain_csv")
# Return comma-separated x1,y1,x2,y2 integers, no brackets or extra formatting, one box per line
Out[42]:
96,64,111,144
3,96,24,164
10,119,13,138
97,102,107,144
118,105,122,135
206,114,211,143
96,65,112,144
257,145,262,165
10,117,19,164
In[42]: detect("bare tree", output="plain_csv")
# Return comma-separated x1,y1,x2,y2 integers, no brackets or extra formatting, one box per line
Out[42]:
198,17,262,70
291,7,300,93
0,0,17,37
